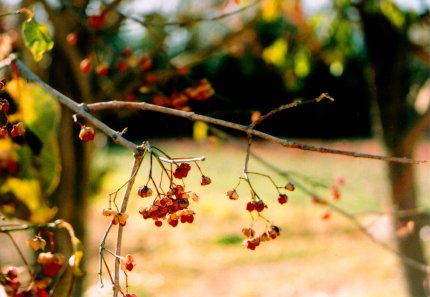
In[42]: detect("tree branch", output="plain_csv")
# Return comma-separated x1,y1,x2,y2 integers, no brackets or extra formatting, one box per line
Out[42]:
85,100,430,164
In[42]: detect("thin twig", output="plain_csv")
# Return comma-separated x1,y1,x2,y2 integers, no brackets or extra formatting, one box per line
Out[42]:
214,127,430,273
113,148,147,297
5,232,35,281
85,100,430,164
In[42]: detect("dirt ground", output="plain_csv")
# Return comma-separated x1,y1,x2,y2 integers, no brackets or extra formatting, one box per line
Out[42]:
81,139,430,297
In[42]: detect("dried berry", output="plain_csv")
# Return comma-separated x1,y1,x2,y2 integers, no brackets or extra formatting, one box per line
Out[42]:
137,185,153,198
121,254,135,272
27,235,47,251
227,190,239,200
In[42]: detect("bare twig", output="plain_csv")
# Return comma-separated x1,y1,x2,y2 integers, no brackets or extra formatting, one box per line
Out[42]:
211,127,430,273
113,148,147,297
85,100,430,164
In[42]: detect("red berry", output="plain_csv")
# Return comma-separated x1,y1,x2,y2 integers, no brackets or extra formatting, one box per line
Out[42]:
122,48,133,57
200,175,212,186
246,201,255,212
254,200,265,212
116,60,129,72
88,13,106,29
0,127,8,139
96,63,109,77
186,214,194,223
6,266,18,280
66,32,78,46
178,66,189,74
180,215,187,224
168,219,179,227
154,220,163,227
1,99,10,113
278,194,288,205
80,58,92,73
79,126,95,142
139,56,152,72
37,252,64,277
145,74,158,84
121,254,135,272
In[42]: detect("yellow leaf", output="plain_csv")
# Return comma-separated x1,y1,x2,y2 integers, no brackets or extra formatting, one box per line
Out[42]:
0,178,56,223
7,79,61,194
261,0,280,21
262,38,288,66
193,121,208,142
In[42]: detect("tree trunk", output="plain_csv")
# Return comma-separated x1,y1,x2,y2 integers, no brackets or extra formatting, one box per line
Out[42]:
359,3,428,296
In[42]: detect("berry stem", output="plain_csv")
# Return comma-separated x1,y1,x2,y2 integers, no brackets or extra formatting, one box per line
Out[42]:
5,232,36,282
113,150,146,297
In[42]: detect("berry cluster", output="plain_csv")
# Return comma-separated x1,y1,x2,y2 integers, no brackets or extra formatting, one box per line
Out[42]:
242,225,281,250
136,159,210,228
1,87,26,141
68,15,215,112
227,174,295,250
1,230,65,297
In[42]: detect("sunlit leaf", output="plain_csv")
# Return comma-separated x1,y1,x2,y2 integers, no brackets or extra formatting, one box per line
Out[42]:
7,79,61,195
294,50,311,78
262,38,288,66
261,0,280,21
22,18,54,62
193,121,208,142
0,178,56,223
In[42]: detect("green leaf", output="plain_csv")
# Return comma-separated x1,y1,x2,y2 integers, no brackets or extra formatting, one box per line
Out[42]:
0,178,57,223
22,18,54,62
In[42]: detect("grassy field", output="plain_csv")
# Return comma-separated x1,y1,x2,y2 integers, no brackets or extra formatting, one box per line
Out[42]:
83,138,430,297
